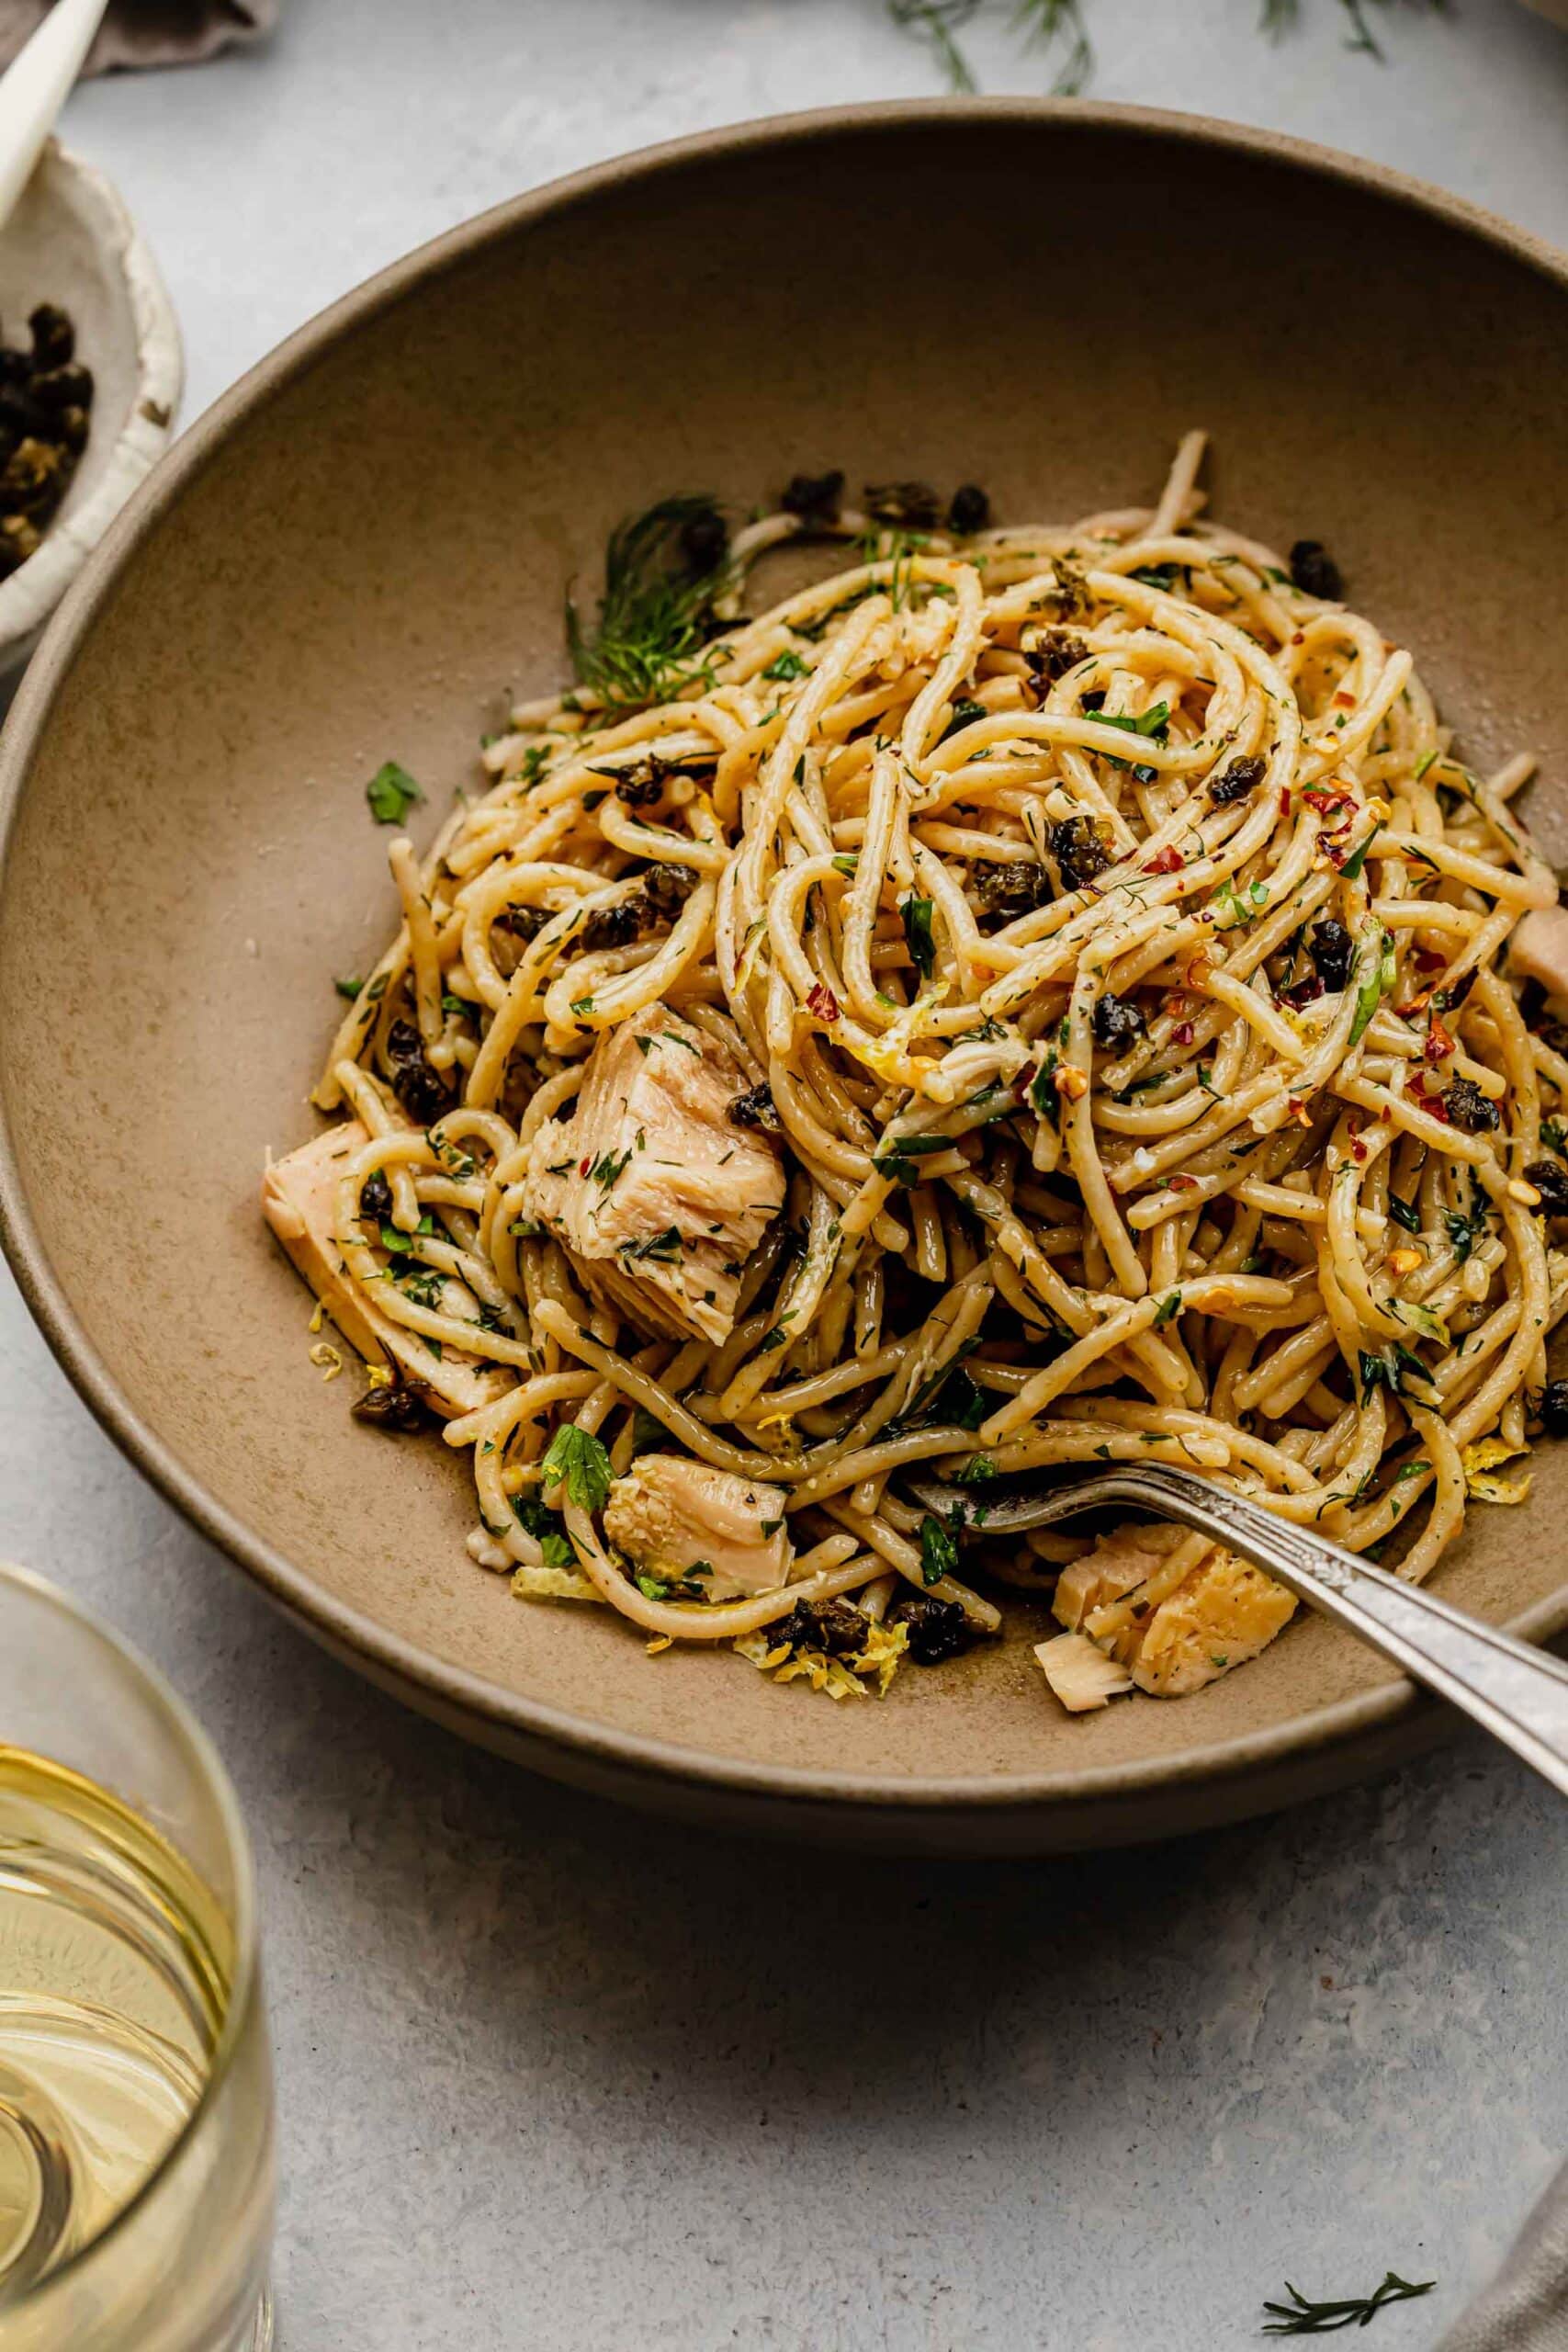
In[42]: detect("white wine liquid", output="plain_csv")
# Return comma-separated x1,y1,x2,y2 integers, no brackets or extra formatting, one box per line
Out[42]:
0,1747,231,2302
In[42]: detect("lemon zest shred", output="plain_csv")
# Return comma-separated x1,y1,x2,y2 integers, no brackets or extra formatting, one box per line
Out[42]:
1461,1436,1532,1506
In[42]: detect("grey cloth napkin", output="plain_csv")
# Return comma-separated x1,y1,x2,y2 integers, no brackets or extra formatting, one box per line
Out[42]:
1443,2163,1568,2349
0,0,276,74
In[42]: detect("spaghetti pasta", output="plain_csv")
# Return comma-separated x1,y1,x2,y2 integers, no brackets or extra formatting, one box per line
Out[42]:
265,437,1568,1711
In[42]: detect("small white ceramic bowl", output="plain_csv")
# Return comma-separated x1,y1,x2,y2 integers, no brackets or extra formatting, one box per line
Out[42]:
0,138,181,678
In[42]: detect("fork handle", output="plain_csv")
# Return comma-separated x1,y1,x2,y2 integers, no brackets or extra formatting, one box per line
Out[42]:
1050,1463,1568,1797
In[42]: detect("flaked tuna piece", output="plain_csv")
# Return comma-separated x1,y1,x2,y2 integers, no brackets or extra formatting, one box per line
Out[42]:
1511,904,1568,1000
521,1006,785,1345
1128,1548,1297,1695
262,1122,510,1419
1039,1518,1298,1711
1033,1633,1134,1713
1053,1521,1189,1633
603,1453,793,1601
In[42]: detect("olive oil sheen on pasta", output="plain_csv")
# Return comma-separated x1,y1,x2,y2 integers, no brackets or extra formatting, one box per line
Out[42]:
0,1747,231,2299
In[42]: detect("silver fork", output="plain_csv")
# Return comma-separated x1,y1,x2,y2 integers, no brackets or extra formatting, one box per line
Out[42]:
906,1459,1568,1797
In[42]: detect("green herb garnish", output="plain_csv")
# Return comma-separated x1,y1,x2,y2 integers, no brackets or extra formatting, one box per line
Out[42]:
513,1495,575,1567
901,893,937,980
366,761,423,825
763,649,809,682
1261,2270,1435,2335
942,696,988,741
1338,823,1382,884
919,1512,960,1587
1348,932,1397,1048
566,495,730,711
540,1423,613,1513
378,1216,435,1254
620,1226,684,1262
1085,698,1170,743
953,1454,997,1483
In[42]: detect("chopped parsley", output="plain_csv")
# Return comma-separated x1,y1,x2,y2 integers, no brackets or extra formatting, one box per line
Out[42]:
901,893,936,980
1348,932,1397,1048
379,1216,435,1254
540,1423,613,1512
919,1512,960,1587
366,760,423,825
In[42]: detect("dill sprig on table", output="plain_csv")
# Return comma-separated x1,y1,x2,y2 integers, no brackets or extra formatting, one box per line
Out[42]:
1261,2270,1437,2335
892,0,1446,92
565,494,731,712
888,0,1093,94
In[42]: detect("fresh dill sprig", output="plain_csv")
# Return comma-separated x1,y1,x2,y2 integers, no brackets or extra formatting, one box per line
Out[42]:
565,495,731,713
1264,0,1446,58
1261,2270,1436,2335
891,0,1443,91
888,0,1093,95
887,0,979,88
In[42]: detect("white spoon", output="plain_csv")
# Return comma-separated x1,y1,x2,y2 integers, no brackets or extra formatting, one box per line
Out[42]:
0,0,109,235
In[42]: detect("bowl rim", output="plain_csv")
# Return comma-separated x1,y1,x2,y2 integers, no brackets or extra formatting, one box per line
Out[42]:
3,96,1566,1823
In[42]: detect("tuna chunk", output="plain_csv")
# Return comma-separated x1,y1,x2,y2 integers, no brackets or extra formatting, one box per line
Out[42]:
521,1007,785,1344
1038,1519,1298,1712
262,1122,510,1418
1511,904,1568,1001
1128,1549,1296,1695
1053,1521,1189,1633
603,1453,793,1600
1033,1633,1134,1713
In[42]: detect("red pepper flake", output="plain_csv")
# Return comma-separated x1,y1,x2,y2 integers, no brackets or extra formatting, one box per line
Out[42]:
1332,689,1357,711
1292,631,1305,646
1287,1096,1313,1128
1279,787,1292,817
1421,1090,1452,1125
1169,1021,1195,1046
1145,844,1185,876
1395,991,1431,1019
1162,989,1190,1018
1425,1013,1455,1064
1303,787,1354,816
1281,974,1325,1010
1413,947,1447,973
579,1157,592,1176
1167,1173,1198,1192
1349,1135,1368,1163
807,982,840,1023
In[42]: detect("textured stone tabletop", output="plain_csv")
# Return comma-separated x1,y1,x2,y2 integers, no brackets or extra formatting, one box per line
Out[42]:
4,2,1568,2345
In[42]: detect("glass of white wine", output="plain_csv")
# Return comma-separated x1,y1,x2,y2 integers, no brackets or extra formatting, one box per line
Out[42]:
0,1562,274,2350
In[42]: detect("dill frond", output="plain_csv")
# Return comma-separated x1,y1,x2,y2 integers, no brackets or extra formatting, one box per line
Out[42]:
886,0,980,89
889,0,1443,92
1013,0,1095,96
565,495,731,713
1262,2270,1436,2335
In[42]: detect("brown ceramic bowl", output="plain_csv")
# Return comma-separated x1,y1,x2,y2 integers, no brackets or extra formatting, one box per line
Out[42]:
2,104,1566,1853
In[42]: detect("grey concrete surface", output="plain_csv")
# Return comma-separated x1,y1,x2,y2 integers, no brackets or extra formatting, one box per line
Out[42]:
3,1,1567,2343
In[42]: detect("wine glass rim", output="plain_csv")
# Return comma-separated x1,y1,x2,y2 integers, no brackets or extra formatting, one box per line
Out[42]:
0,1558,263,2312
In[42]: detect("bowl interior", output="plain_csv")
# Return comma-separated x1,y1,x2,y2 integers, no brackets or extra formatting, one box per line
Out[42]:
4,108,1567,1817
